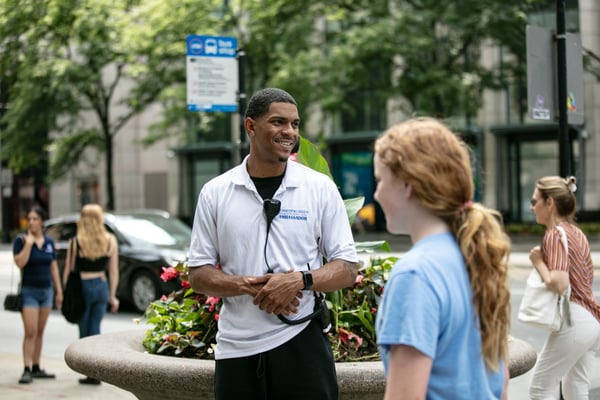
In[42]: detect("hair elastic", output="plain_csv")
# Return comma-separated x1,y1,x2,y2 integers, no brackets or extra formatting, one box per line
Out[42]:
461,200,473,213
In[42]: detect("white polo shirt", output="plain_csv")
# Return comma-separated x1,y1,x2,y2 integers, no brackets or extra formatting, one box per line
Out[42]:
188,156,358,359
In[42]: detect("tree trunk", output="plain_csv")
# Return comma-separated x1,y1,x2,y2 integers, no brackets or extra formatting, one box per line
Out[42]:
105,133,114,211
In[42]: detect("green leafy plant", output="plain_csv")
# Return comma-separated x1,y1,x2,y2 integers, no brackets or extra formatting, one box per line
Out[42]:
142,262,220,358
327,255,396,361
141,136,396,361
142,254,396,361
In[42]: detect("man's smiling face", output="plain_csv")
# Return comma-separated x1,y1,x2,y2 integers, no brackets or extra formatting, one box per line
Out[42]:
247,102,300,166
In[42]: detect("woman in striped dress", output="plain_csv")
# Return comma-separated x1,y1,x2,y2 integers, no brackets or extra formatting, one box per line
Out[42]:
528,175,600,399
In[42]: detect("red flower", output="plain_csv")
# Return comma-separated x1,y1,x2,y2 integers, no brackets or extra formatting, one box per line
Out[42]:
181,280,191,289
160,266,179,282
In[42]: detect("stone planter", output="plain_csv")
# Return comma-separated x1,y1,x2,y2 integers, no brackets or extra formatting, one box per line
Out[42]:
65,330,536,400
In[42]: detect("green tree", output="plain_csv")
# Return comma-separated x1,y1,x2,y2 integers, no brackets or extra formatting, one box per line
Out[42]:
0,0,219,210
268,0,546,122
165,0,546,135
2,0,570,210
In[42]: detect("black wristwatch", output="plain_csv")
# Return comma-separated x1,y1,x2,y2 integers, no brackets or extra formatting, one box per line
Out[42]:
301,271,313,290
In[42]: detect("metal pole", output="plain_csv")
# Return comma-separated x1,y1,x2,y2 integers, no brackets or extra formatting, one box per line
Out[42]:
556,0,571,177
0,80,5,242
237,49,248,161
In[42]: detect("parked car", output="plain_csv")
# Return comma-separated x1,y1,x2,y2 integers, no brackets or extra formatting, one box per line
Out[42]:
44,209,191,312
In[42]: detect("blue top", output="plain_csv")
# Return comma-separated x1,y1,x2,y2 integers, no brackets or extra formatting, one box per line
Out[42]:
376,232,505,399
13,236,57,289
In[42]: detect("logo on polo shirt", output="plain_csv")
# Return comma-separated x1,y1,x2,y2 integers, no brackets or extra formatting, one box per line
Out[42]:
279,208,308,221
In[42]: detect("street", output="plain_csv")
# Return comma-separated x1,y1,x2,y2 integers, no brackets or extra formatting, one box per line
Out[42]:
1,245,599,399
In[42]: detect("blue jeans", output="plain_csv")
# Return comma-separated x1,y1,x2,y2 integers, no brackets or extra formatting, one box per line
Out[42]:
78,277,109,338
21,285,54,308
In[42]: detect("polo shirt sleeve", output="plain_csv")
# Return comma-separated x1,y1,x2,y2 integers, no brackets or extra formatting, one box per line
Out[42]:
188,190,219,268
376,269,440,360
318,183,358,263
12,235,25,255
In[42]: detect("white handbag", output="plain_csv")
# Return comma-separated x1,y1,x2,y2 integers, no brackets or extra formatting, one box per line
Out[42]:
517,226,572,332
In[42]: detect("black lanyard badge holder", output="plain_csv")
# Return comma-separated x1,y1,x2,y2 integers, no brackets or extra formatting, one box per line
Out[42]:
263,199,331,333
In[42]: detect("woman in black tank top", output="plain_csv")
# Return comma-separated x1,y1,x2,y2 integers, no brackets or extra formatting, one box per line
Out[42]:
62,204,119,385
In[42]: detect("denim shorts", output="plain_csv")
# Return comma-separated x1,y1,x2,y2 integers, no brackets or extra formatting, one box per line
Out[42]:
21,285,54,309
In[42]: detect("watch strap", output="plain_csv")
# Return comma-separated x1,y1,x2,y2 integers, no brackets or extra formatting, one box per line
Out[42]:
301,271,313,290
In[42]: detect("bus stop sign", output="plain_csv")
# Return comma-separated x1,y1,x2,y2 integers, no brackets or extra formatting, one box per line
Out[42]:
186,35,239,112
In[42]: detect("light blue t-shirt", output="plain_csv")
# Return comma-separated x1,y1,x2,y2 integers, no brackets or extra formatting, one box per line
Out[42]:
376,232,505,399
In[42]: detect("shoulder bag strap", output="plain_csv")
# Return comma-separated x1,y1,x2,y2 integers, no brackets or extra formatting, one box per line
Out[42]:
555,225,572,327
555,225,569,256
68,238,78,273
13,234,26,292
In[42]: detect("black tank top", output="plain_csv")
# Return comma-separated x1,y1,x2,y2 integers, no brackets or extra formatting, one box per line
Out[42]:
75,239,110,272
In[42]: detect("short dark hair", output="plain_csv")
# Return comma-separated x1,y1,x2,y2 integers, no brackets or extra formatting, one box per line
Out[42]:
245,88,297,119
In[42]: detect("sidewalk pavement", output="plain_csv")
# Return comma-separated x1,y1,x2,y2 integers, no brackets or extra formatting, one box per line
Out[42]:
1,233,599,400
0,353,136,400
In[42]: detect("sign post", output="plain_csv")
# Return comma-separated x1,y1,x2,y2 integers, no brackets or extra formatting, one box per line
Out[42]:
186,35,238,112
526,16,584,177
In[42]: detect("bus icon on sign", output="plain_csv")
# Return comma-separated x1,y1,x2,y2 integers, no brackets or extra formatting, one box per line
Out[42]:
205,39,218,55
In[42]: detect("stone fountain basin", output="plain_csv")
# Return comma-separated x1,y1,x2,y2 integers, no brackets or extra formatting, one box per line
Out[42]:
65,330,536,400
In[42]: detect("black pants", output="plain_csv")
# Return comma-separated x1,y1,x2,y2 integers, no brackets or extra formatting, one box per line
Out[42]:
214,318,338,400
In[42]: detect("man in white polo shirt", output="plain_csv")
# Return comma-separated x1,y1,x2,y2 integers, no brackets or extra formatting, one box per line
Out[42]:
188,87,358,400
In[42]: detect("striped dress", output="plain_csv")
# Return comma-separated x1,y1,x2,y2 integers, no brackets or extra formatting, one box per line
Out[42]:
541,222,600,322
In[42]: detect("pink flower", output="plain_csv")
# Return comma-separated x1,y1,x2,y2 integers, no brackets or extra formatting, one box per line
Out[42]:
214,313,219,321
160,295,168,301
338,327,363,349
354,274,364,285
290,153,298,162
205,296,220,312
160,266,179,282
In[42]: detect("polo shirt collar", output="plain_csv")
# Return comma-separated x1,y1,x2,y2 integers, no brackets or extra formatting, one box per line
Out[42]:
232,156,302,191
